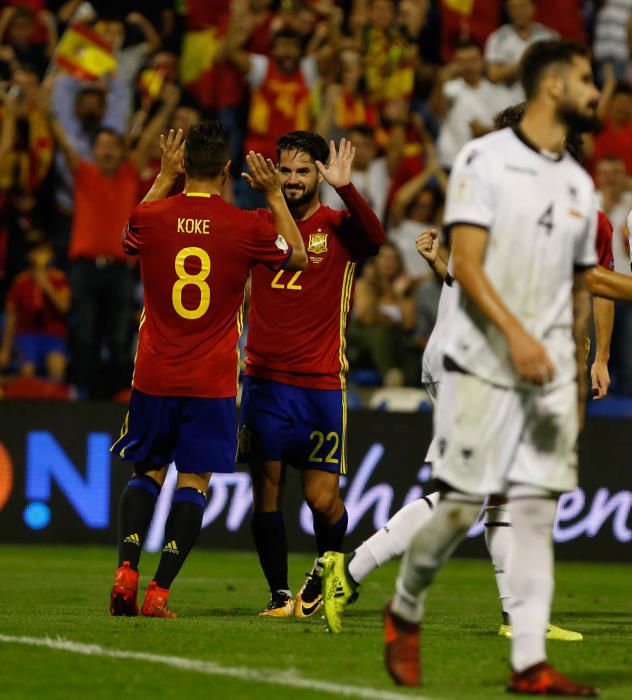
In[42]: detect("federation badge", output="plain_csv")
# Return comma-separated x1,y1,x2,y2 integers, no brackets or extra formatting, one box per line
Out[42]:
307,230,328,254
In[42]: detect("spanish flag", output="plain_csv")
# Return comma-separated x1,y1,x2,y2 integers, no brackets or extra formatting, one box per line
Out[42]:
138,67,167,101
443,0,474,16
54,23,117,81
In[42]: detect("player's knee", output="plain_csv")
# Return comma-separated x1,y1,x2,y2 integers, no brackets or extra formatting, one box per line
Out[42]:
305,489,339,517
177,471,211,493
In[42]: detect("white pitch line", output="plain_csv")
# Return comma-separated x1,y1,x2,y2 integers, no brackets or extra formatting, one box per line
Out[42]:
0,634,432,700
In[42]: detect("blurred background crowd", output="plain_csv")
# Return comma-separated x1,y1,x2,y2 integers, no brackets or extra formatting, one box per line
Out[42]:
1,0,632,404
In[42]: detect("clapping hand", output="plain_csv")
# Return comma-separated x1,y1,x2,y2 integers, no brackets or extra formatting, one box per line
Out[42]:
315,138,355,189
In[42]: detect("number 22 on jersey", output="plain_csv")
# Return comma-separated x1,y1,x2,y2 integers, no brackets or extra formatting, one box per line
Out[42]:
172,246,211,319
271,270,303,290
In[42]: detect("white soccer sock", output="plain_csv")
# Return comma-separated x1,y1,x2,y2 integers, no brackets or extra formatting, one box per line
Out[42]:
507,495,557,672
484,505,513,621
348,495,438,584
391,495,483,624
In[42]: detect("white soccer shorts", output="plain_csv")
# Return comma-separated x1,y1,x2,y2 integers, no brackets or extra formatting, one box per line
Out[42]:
432,369,579,496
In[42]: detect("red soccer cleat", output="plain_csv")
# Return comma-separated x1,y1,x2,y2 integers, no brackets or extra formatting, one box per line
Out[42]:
383,600,421,686
508,662,599,696
109,561,139,617
141,581,176,618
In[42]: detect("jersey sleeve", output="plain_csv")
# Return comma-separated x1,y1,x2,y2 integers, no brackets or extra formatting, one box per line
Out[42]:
574,200,598,270
244,210,293,270
122,204,149,255
596,211,615,270
444,141,495,233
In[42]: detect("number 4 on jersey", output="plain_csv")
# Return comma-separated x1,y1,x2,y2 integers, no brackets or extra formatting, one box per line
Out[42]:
537,203,554,236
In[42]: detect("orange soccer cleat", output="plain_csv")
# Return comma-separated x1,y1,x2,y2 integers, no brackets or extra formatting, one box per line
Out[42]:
141,581,177,618
109,561,139,616
383,600,421,687
508,662,599,696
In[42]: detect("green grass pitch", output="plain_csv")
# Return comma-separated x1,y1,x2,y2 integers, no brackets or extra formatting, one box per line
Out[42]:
0,545,630,699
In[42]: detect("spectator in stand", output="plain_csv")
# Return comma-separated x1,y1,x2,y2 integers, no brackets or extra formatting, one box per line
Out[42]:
224,26,320,207
315,44,378,142
593,0,632,81
397,0,440,102
0,5,57,78
0,67,54,298
347,242,419,387
387,154,446,284
439,0,501,64
588,78,632,177
595,156,632,275
321,124,390,222
431,40,509,170
46,92,149,398
485,0,557,106
0,234,70,380
353,0,415,107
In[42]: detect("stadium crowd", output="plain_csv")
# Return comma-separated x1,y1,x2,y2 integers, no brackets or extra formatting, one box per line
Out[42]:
1,0,632,400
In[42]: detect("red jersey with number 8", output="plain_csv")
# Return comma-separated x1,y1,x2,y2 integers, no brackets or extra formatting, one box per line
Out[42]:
123,192,292,398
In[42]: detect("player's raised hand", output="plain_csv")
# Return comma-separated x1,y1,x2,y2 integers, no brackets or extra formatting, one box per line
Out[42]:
315,138,355,189
242,151,282,194
416,229,439,263
159,128,185,180
507,326,555,386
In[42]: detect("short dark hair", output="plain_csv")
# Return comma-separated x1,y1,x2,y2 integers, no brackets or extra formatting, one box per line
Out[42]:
612,80,632,98
277,131,329,165
76,86,106,106
520,40,591,101
493,101,584,161
94,127,125,147
348,124,375,139
454,39,480,53
271,27,303,46
184,120,231,179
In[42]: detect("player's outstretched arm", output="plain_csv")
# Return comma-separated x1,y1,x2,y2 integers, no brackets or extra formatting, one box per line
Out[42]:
452,224,555,386
416,229,448,281
242,151,307,270
142,128,184,204
586,264,632,302
573,271,592,428
591,294,613,400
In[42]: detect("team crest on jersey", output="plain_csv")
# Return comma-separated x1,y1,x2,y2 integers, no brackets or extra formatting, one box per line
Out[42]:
307,230,328,254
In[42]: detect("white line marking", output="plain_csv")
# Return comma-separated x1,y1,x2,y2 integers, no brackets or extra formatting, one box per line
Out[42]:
0,634,432,700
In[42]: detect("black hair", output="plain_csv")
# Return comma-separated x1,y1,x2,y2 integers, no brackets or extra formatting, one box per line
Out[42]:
454,39,480,53
520,40,591,101
76,86,106,105
348,124,375,139
94,127,125,147
184,120,231,179
493,101,584,161
271,27,303,46
277,130,329,165
612,80,632,98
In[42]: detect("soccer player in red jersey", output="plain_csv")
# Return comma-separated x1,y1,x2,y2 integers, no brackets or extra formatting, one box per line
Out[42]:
109,123,307,618
238,131,386,617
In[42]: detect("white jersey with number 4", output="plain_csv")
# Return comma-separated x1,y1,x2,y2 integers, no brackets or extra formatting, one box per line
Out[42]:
443,127,597,389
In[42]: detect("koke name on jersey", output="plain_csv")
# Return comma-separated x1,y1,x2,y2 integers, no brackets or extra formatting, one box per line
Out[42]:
177,217,210,234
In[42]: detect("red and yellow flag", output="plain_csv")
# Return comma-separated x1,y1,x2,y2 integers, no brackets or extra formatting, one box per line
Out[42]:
55,23,117,81
443,0,474,16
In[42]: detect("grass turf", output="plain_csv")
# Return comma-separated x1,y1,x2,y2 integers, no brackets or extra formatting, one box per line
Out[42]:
0,545,630,699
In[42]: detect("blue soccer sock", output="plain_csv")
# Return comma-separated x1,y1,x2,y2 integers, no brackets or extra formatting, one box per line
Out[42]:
313,508,348,556
251,511,289,594
154,487,206,590
118,475,161,570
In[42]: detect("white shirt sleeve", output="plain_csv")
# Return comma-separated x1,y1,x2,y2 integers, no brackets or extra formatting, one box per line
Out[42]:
484,28,504,63
300,55,319,89
575,197,598,268
443,141,495,231
247,54,269,89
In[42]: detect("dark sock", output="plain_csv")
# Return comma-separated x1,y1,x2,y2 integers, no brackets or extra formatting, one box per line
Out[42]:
313,508,348,556
251,511,289,593
117,475,161,570
154,487,206,590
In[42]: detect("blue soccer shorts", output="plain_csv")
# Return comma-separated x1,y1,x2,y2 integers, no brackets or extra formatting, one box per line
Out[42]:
111,388,237,474
238,377,347,474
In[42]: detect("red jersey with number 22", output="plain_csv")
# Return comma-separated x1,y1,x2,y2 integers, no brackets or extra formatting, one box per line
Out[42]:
123,192,291,398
